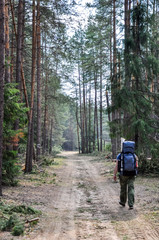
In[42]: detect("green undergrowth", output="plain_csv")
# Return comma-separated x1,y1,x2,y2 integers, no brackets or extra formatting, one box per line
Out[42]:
0,201,41,236
22,156,65,186
144,210,159,227
39,156,65,168
84,151,112,162
136,175,159,192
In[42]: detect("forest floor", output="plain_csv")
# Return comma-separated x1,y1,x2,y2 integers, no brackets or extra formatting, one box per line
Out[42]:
1,151,159,240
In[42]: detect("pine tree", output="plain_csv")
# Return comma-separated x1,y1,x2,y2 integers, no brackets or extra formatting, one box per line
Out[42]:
0,0,5,195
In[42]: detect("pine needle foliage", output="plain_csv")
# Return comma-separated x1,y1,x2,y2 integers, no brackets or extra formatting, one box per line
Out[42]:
110,2,159,160
3,83,28,185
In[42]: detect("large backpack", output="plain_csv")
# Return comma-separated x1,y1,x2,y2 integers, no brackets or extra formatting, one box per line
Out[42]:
118,141,137,176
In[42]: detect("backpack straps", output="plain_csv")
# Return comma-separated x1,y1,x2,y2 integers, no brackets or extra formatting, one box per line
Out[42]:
120,152,124,176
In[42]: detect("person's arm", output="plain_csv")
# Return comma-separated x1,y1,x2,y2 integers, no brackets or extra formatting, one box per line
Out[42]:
135,155,138,168
113,160,118,181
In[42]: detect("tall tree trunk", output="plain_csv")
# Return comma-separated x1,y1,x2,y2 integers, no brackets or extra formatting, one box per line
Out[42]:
16,0,23,97
78,61,83,153
134,2,140,150
88,81,92,153
25,0,36,172
94,70,99,152
85,84,88,153
49,119,53,154
36,0,41,160
5,0,10,83
42,37,48,155
123,0,131,140
124,0,131,86
82,75,86,153
10,0,29,110
117,54,121,153
10,20,14,83
82,72,88,153
108,1,115,157
111,0,117,159
0,0,5,196
42,71,48,155
14,0,24,141
99,53,103,152
10,0,15,83
76,89,80,154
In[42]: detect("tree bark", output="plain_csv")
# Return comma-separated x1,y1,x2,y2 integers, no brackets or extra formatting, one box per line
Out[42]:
13,0,24,143
88,81,92,153
42,71,48,155
49,119,53,154
25,0,36,172
76,89,80,154
36,0,41,160
10,0,29,110
78,61,83,153
16,0,23,96
82,72,87,153
5,0,10,83
0,0,5,196
111,0,117,159
42,37,49,155
99,52,103,152
94,70,99,152
10,19,14,83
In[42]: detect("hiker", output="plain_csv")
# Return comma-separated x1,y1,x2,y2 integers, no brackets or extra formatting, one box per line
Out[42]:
113,141,138,210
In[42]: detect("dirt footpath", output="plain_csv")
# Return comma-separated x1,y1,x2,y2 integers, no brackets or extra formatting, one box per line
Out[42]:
1,151,159,240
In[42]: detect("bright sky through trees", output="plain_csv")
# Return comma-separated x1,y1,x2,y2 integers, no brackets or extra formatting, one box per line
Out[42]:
66,0,95,37
62,0,95,95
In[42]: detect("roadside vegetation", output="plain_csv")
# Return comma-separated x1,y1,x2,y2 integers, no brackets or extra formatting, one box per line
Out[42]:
0,155,65,236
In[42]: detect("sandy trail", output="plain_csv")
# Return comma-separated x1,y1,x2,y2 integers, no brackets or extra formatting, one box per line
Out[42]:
1,151,159,240
29,152,159,240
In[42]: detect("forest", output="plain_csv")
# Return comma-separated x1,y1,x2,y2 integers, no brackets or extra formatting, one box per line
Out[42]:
0,0,159,196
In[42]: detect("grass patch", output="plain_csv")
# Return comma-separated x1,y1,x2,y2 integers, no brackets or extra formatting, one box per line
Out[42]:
144,210,159,224
51,157,65,168
78,182,86,188
86,198,92,203
24,169,57,186
77,207,85,213
86,151,112,161
136,176,159,192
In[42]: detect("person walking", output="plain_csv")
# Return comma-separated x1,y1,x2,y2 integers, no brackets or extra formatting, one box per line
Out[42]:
113,141,138,210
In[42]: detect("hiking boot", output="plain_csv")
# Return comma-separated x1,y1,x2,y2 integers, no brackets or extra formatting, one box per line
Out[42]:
129,206,133,210
119,202,125,207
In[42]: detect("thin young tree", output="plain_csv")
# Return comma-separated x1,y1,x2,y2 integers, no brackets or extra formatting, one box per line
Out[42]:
99,46,103,151
0,0,5,196
76,89,80,154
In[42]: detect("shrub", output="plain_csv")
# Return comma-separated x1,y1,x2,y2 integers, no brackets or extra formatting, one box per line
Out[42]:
12,224,24,236
2,150,20,186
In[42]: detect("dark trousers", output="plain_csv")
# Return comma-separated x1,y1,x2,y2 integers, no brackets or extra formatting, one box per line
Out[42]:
119,175,135,207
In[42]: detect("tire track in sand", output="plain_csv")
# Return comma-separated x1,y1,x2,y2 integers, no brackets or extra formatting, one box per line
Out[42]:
25,152,159,240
